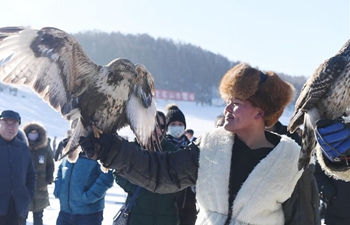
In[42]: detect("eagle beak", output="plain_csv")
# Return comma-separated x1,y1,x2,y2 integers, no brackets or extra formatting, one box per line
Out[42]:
139,87,152,108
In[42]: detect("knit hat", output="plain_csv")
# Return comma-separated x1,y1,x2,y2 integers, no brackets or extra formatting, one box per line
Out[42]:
219,63,295,127
165,104,186,129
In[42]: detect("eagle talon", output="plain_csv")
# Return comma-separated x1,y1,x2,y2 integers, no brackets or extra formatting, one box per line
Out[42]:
92,125,103,138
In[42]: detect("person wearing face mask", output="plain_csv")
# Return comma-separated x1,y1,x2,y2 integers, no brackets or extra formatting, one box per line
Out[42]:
23,122,55,225
165,104,198,225
165,104,190,149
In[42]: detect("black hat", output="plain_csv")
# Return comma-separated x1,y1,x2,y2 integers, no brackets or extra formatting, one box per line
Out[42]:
0,110,21,124
165,104,186,129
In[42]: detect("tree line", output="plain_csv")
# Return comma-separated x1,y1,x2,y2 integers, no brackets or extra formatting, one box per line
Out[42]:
73,30,307,107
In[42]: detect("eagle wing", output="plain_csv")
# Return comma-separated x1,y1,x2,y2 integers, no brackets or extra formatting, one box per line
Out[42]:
126,63,157,147
0,26,100,119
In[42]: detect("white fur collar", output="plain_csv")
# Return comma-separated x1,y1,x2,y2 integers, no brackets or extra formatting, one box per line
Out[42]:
316,145,350,181
196,127,303,225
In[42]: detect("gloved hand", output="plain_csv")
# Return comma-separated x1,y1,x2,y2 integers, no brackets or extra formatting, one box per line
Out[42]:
79,133,115,160
315,119,350,163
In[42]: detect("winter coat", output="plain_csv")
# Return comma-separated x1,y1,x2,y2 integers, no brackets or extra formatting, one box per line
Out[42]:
54,153,114,215
166,134,197,225
115,176,180,225
103,127,320,225
0,135,36,216
23,122,55,212
114,139,180,225
314,162,350,225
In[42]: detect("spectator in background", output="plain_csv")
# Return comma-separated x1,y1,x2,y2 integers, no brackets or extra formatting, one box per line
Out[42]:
54,151,114,225
23,122,55,225
185,129,197,142
0,110,36,225
52,136,57,156
165,104,197,225
47,137,54,156
54,130,72,161
165,104,190,149
114,111,180,225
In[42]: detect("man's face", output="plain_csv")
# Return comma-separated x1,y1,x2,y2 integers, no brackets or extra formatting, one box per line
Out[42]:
0,118,19,141
223,98,262,134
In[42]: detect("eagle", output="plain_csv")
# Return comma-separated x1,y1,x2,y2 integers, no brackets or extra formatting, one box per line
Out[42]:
0,26,157,162
287,39,350,170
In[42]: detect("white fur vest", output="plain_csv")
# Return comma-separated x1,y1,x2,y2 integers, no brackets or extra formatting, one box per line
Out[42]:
196,127,303,225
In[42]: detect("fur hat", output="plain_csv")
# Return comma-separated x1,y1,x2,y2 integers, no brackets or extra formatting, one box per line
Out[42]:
165,104,186,129
219,63,295,127
23,122,48,150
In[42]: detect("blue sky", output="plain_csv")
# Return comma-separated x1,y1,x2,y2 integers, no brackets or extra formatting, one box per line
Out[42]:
1,0,349,77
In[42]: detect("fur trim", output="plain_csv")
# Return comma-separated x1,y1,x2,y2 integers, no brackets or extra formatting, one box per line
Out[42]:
196,128,303,225
23,122,47,150
219,63,295,127
316,144,350,181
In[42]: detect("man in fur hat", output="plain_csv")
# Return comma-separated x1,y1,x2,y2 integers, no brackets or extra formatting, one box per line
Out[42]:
78,63,320,225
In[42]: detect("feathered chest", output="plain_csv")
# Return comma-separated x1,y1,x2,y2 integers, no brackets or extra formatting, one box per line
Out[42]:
79,77,134,133
319,64,350,118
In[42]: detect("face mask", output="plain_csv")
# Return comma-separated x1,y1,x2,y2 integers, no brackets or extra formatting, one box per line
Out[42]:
168,125,185,138
28,132,39,141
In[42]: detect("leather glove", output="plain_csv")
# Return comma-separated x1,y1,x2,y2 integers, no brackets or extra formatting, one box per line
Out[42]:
315,119,350,163
79,133,115,160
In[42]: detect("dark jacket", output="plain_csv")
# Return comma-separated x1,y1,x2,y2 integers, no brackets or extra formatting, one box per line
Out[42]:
0,136,36,216
314,162,350,225
100,132,320,225
23,123,55,212
271,121,302,145
166,134,197,225
283,165,320,224
54,153,114,215
114,139,180,225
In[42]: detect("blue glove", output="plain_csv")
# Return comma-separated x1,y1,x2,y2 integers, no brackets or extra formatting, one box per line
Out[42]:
315,119,350,163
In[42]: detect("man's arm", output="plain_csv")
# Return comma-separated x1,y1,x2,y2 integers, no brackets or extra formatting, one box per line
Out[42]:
79,134,199,194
